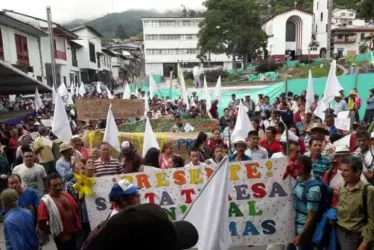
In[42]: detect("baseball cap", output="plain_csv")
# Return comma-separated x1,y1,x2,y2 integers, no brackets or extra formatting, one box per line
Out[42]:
0,188,18,203
109,180,138,198
87,203,199,250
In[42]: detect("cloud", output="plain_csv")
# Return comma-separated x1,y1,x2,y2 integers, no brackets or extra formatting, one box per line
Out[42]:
1,0,204,23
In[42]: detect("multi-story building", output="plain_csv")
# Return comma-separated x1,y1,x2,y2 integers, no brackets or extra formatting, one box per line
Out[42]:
0,10,51,93
142,17,232,76
71,25,105,84
331,27,374,57
332,9,356,25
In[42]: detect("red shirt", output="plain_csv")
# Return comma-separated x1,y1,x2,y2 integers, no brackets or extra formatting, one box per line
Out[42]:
8,137,19,157
209,104,219,119
293,110,302,125
38,192,81,234
259,139,281,155
207,139,226,152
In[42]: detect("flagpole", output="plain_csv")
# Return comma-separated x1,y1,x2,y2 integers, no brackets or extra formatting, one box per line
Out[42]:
181,157,228,220
46,6,57,90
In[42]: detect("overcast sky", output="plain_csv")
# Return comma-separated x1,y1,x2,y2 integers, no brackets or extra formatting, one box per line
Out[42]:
1,0,204,23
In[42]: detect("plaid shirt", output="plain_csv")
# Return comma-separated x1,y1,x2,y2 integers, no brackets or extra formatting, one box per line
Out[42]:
65,179,89,224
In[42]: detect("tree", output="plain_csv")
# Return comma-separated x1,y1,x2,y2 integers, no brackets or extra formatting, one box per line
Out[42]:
197,0,267,70
115,25,128,39
358,0,374,21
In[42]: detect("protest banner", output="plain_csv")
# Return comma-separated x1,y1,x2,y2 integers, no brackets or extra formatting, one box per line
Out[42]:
75,98,144,120
82,130,208,159
118,118,219,133
85,158,295,246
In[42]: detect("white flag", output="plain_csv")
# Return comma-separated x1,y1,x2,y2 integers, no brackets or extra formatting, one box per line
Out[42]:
67,93,74,105
321,60,343,105
52,90,72,142
52,86,57,104
203,76,212,112
179,71,190,110
305,70,314,113
213,76,222,104
79,82,86,96
231,101,254,142
314,100,327,121
281,130,299,142
103,104,120,152
106,86,114,99
70,83,75,95
149,75,159,99
122,83,131,99
142,117,160,157
58,82,68,96
183,157,231,250
96,82,102,94
34,88,43,111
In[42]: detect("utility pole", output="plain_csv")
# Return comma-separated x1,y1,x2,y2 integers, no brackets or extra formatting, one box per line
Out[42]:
47,6,57,89
326,0,333,60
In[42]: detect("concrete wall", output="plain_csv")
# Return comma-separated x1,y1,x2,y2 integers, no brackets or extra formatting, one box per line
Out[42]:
0,24,43,77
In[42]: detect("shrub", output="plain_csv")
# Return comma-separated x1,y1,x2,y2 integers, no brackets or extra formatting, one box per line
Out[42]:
202,68,229,83
256,62,283,73
225,73,240,82
185,79,194,86
299,59,313,64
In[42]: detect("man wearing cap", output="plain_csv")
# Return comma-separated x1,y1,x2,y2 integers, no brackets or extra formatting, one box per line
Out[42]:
229,138,252,162
84,203,198,250
55,143,75,186
1,188,39,250
108,179,141,218
334,94,347,115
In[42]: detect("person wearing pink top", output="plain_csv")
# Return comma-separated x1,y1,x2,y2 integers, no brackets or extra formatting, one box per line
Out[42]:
71,136,91,159
159,142,173,169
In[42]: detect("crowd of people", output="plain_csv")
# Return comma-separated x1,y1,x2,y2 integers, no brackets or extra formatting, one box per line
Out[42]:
0,84,373,250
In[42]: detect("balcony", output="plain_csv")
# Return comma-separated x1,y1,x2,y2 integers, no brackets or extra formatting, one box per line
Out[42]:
55,50,67,60
333,37,356,44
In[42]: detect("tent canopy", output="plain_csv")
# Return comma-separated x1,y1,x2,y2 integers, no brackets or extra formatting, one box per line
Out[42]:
0,60,52,94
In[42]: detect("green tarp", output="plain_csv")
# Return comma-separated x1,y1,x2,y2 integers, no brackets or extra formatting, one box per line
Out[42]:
143,73,374,118
355,51,374,63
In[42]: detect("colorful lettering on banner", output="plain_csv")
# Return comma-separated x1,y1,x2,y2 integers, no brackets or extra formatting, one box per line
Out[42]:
85,158,294,246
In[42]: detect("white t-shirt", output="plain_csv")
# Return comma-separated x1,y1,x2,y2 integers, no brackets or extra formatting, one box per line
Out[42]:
13,163,47,197
271,152,286,159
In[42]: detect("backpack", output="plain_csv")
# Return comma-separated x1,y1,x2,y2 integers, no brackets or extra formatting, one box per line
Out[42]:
81,213,111,250
301,179,334,222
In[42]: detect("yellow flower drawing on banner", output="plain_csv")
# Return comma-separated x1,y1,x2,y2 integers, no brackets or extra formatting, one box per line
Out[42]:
73,173,95,199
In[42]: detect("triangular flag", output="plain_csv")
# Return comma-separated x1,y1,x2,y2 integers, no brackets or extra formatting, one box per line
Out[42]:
75,83,80,96
103,104,120,152
333,133,351,151
52,89,72,142
70,83,75,96
313,100,326,121
134,84,139,98
305,70,314,113
142,117,160,157
321,60,343,105
149,75,159,99
58,82,68,96
183,157,231,250
106,86,114,99
67,93,74,105
34,88,43,111
281,130,299,142
96,82,102,94
179,70,190,110
231,101,254,142
203,76,212,112
213,76,222,104
122,83,131,99
79,82,86,96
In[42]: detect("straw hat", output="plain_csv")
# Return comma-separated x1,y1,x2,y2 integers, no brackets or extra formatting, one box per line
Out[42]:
59,143,73,153
309,122,329,135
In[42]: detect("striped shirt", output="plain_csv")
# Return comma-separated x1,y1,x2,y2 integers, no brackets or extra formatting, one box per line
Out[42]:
94,157,123,177
304,152,332,180
294,178,321,234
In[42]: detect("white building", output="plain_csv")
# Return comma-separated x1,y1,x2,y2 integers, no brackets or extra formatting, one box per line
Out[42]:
142,17,232,76
0,11,51,93
332,9,356,25
71,25,104,84
332,27,374,56
262,8,324,60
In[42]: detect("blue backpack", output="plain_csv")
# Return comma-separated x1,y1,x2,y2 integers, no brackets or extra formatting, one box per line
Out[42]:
301,179,334,222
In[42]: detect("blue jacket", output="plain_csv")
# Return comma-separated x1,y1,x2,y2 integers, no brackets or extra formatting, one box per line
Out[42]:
313,208,338,250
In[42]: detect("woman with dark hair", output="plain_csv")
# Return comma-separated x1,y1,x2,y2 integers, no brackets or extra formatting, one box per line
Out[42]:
143,147,161,169
171,155,185,168
207,128,226,152
160,142,173,169
192,132,213,162
251,117,265,139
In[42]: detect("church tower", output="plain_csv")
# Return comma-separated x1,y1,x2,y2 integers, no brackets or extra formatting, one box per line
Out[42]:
313,0,329,57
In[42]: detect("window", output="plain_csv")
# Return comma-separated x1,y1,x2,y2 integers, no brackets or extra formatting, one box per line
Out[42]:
286,21,296,41
89,43,96,63
63,76,67,84
320,13,323,21
349,13,354,17
182,21,191,26
0,29,3,60
15,34,29,65
97,54,101,68
341,12,346,16
72,48,78,67
338,35,343,39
